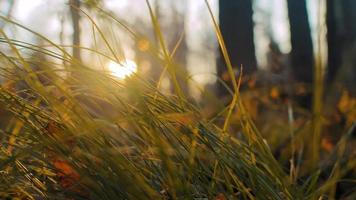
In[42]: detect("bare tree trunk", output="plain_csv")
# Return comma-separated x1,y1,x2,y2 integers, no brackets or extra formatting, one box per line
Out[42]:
217,0,257,97
326,0,356,93
326,0,341,84
287,0,314,84
339,0,356,93
69,0,81,62
169,0,189,95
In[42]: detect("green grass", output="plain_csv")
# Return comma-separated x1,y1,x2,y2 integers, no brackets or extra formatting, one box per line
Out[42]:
0,2,355,199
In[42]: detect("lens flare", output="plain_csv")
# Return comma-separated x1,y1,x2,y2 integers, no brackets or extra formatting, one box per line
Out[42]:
107,60,137,79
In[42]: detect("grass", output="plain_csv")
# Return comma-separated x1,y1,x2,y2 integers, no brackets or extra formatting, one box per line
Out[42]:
0,1,355,199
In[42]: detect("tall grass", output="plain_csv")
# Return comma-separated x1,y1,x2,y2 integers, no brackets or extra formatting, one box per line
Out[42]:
0,1,355,199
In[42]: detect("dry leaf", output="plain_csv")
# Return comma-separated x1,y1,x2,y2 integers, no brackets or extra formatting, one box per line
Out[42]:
270,87,280,99
215,193,226,200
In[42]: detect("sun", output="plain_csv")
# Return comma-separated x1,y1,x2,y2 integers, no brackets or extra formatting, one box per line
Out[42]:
107,60,138,79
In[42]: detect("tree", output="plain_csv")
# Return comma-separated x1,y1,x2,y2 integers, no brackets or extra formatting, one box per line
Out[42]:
326,0,341,84
326,0,356,92
338,0,356,93
169,0,188,95
69,0,81,62
217,0,257,96
286,0,314,84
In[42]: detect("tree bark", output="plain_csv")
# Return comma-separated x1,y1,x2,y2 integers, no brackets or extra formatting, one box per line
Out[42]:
287,0,314,83
69,0,81,62
326,0,356,92
326,0,341,84
339,0,356,93
217,0,257,96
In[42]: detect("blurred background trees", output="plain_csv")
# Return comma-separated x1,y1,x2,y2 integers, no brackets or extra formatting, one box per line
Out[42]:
287,0,314,84
0,0,355,120
1,0,355,97
69,0,81,62
326,0,356,93
2,0,354,98
1,0,355,138
217,0,256,97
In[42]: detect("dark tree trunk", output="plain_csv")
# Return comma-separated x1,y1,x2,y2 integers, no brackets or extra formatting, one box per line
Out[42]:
69,0,81,62
339,0,356,93
326,0,356,93
326,0,342,84
341,0,356,44
287,0,314,83
217,0,257,97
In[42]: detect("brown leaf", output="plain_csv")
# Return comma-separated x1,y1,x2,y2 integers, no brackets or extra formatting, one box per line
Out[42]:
321,137,334,152
53,158,80,188
270,87,280,99
215,193,226,200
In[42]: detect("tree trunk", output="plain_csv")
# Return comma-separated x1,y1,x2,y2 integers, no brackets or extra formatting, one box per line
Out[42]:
217,0,257,97
169,1,189,95
339,0,356,93
287,0,314,84
69,0,81,62
326,0,356,93
326,0,341,84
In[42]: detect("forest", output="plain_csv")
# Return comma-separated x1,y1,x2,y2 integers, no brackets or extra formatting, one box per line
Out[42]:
0,0,355,199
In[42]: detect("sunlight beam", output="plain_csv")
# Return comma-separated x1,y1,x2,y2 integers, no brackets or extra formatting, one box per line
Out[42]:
107,60,137,79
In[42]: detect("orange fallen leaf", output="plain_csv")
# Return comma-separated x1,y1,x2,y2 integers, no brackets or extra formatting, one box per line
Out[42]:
270,87,280,99
53,158,80,189
215,193,226,200
321,137,334,152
